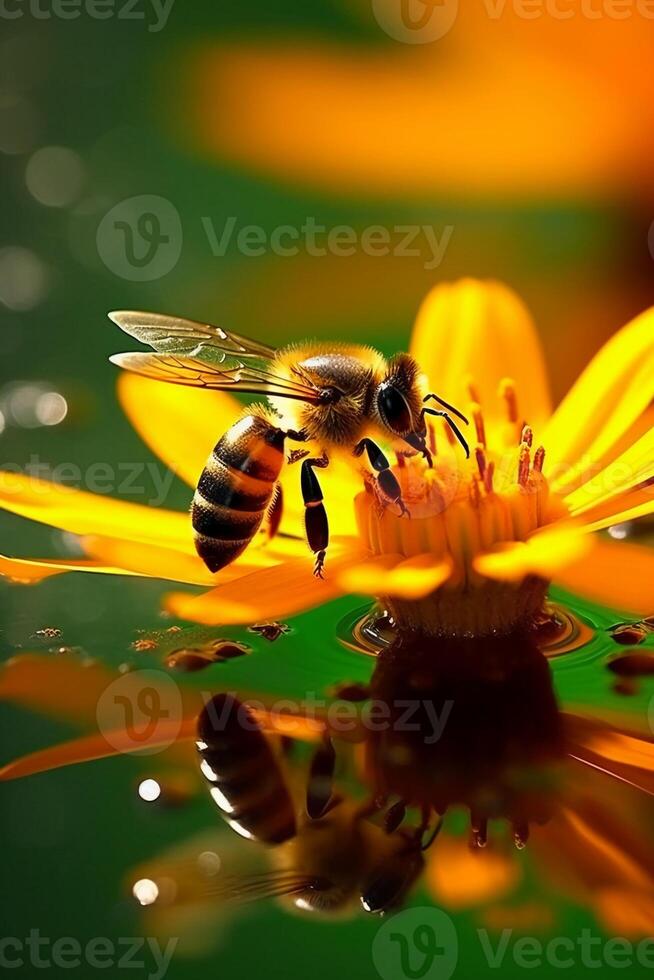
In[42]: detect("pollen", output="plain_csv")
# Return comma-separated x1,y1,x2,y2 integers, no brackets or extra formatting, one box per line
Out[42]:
354,383,565,637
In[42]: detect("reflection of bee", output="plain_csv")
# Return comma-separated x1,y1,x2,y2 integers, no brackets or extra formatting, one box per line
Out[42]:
193,694,430,916
109,311,469,576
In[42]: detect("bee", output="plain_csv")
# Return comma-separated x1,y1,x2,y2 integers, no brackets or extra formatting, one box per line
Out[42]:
193,693,432,916
109,311,469,576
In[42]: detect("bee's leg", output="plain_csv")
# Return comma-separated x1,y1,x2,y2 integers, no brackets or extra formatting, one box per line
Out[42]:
306,736,336,819
421,407,470,459
353,438,409,517
384,799,407,834
423,393,469,424
285,428,310,465
287,448,310,465
300,454,330,577
420,814,443,851
263,483,283,542
403,431,433,468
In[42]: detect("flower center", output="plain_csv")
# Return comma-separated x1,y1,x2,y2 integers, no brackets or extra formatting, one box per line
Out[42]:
354,379,568,637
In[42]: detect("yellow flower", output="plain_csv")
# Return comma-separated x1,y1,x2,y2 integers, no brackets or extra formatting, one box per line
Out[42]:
0,279,652,636
177,16,654,199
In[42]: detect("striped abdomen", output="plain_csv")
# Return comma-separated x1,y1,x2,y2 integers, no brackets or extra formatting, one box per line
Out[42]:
192,413,285,573
197,694,297,844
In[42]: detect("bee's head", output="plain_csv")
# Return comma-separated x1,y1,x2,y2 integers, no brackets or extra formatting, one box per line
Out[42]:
375,354,423,438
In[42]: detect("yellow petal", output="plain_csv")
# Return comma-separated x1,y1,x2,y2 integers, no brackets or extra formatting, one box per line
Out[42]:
164,550,359,625
410,279,551,435
0,471,192,552
117,372,241,488
0,554,127,584
554,537,654,616
474,526,592,583
544,307,654,494
563,429,654,515
82,533,308,586
82,535,221,586
335,553,452,600
573,482,654,534
181,36,653,198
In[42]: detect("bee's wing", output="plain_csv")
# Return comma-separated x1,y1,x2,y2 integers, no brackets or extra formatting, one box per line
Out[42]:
130,831,310,916
128,831,311,955
108,310,276,361
110,352,323,403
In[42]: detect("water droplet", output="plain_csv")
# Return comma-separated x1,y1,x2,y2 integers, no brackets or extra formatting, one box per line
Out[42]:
25,146,85,208
132,878,159,906
197,851,221,876
0,247,49,311
137,778,161,803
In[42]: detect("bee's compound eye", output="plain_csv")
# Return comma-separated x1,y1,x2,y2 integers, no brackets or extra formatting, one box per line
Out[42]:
377,384,412,435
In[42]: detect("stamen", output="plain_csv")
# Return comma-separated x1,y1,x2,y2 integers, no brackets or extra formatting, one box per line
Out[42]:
466,376,481,404
471,404,486,448
395,453,406,469
534,446,545,473
518,444,531,487
475,446,487,479
469,478,481,508
500,378,519,423
484,460,495,493
521,425,533,448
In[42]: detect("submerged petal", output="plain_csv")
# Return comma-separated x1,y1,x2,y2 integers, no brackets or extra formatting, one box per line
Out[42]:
409,279,551,436
544,307,654,494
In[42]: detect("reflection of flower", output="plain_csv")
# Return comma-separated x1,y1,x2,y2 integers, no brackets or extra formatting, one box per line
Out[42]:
428,713,654,937
4,632,653,938
0,279,653,633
